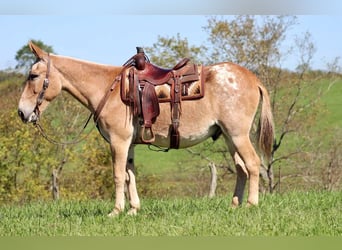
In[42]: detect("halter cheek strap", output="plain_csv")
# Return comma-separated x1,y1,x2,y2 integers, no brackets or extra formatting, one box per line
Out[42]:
34,54,51,117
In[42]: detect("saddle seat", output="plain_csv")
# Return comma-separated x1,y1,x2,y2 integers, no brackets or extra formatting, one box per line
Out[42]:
136,58,191,85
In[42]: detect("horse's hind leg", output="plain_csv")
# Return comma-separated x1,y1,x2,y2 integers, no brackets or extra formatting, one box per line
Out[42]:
125,145,140,215
232,152,248,207
231,135,261,206
224,136,248,206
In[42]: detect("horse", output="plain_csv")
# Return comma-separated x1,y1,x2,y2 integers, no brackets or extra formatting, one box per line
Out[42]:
18,42,274,216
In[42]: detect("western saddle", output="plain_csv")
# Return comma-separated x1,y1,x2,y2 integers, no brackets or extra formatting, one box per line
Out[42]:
120,47,204,149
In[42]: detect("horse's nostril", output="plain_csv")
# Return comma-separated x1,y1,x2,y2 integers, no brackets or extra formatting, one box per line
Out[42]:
18,109,26,122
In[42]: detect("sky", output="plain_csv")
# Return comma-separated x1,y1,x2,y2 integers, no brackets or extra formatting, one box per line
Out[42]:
1,2,342,72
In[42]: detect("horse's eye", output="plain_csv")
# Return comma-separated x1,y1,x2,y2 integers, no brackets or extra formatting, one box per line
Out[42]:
28,74,39,81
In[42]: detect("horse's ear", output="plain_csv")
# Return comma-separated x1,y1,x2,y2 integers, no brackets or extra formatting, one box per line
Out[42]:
28,41,47,59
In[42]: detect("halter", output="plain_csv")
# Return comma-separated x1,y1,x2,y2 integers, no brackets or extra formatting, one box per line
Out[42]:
33,54,51,118
32,54,94,145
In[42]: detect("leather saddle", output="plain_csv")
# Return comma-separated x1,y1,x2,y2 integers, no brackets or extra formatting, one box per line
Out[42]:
120,47,204,148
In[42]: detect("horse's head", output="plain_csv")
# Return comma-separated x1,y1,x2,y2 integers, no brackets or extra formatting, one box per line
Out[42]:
18,41,62,123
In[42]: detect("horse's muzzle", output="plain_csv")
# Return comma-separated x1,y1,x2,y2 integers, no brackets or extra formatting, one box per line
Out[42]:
18,109,38,123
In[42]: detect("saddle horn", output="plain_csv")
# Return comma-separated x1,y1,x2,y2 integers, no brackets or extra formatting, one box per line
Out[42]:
134,47,150,70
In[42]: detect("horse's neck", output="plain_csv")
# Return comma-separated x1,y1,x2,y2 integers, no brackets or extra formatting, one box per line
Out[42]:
53,55,121,112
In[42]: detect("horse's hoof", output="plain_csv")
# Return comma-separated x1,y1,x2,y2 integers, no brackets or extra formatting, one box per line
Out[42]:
231,196,240,208
246,200,258,207
108,208,121,217
108,212,119,217
127,208,138,216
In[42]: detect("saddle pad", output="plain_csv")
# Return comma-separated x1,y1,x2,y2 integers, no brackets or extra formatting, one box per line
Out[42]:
120,65,204,104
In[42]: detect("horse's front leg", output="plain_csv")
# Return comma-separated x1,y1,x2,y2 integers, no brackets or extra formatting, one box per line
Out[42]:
125,145,140,215
108,139,131,217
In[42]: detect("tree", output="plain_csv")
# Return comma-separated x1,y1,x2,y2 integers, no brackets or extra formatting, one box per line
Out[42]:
15,39,55,72
145,33,206,68
203,15,296,74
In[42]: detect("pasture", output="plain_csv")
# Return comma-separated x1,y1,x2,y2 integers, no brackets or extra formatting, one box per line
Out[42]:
0,191,341,236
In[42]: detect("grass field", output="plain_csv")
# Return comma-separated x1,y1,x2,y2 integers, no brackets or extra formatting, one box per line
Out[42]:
0,190,341,236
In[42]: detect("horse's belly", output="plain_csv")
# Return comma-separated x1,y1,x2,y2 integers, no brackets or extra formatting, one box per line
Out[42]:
150,123,219,148
134,101,219,148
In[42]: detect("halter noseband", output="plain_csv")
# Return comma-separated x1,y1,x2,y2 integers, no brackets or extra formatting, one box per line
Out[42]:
34,54,51,119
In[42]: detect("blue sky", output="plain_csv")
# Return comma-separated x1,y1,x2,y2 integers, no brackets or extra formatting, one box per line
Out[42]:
0,15,341,71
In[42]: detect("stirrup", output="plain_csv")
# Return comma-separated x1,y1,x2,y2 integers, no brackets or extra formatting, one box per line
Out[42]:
141,126,156,143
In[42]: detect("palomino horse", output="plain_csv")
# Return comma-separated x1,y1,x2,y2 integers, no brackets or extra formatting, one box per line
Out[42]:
18,42,274,216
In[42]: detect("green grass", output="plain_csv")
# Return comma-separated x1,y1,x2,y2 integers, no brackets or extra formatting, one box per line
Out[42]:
319,79,342,128
0,191,341,236
135,145,193,175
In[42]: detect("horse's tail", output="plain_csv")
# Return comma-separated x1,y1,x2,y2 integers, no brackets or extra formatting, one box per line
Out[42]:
257,83,275,160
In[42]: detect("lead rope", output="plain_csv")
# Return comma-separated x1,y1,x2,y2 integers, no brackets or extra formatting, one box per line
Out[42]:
34,113,95,146
147,144,170,152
